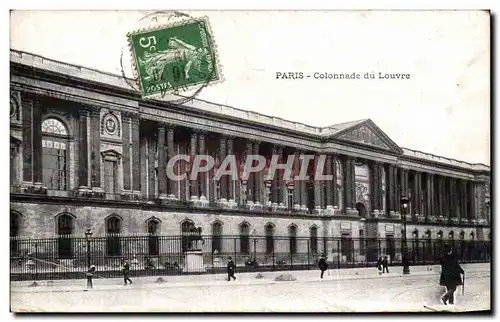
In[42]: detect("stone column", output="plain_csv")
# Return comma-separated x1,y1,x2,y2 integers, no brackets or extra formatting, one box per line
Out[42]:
314,155,322,212
394,167,401,212
157,126,167,198
467,181,475,221
270,145,278,206
218,136,227,201
332,154,338,208
369,161,377,214
442,178,448,218
147,138,156,199
461,180,467,221
449,178,457,219
417,172,423,216
277,145,284,207
226,137,234,202
189,131,198,200
437,176,444,217
300,152,308,211
343,157,351,211
252,141,261,205
21,93,33,183
32,97,43,186
198,131,207,200
350,158,357,209
293,151,301,209
411,171,418,217
386,164,394,214
425,174,432,219
246,141,254,204
90,108,101,189
121,114,131,191
78,109,90,188
131,115,141,193
429,174,436,217
377,163,384,215
325,154,333,209
166,125,176,198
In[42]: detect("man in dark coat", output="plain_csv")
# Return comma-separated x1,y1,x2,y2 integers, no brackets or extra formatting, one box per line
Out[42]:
227,256,236,281
382,256,389,273
318,253,328,279
440,246,464,305
122,258,133,285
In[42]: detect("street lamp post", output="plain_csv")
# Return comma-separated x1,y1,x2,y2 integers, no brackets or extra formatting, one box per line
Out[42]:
401,195,410,274
85,229,93,269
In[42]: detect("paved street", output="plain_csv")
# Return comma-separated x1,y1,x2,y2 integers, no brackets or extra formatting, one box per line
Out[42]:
11,263,490,312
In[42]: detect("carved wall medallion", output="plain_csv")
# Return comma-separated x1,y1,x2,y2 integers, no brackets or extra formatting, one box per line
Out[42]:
101,112,121,137
10,93,20,121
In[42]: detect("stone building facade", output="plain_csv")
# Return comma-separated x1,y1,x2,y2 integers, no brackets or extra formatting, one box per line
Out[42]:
10,50,491,261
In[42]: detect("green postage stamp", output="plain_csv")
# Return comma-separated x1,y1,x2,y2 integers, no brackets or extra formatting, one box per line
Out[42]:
127,16,222,99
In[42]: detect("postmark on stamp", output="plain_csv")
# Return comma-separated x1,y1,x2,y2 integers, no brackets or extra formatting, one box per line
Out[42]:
127,15,222,100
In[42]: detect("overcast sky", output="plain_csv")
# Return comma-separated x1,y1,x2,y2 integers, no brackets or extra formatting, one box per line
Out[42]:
10,10,490,165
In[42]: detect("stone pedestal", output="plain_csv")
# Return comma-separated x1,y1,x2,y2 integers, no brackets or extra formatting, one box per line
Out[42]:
183,250,205,273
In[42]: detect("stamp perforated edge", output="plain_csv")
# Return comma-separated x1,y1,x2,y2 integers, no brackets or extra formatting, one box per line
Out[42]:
126,15,225,100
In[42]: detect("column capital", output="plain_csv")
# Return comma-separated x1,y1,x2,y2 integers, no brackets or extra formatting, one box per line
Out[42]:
78,109,91,118
121,111,137,120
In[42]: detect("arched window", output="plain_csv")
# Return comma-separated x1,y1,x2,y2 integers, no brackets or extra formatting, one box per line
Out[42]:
288,225,297,255
10,211,21,256
239,222,250,255
309,226,318,255
105,216,122,257
212,221,223,253
181,220,195,253
42,118,69,190
57,213,74,259
265,223,275,254
147,218,160,256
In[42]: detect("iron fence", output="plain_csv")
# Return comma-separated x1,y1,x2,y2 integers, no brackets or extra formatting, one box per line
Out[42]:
10,235,491,281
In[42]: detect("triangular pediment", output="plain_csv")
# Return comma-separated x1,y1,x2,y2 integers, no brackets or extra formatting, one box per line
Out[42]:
331,119,403,154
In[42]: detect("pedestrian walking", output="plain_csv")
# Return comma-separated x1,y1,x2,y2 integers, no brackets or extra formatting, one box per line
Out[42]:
318,253,328,279
122,258,133,286
376,257,383,275
440,245,465,305
86,265,96,289
227,256,236,281
382,256,390,273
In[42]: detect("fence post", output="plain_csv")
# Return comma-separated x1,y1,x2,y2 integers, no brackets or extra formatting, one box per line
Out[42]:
233,238,237,265
272,247,275,271
337,239,340,269
307,239,311,269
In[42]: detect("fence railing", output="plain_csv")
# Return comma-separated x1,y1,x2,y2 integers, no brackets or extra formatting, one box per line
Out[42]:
10,235,491,281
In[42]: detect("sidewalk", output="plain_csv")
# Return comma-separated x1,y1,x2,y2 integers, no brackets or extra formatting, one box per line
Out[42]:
11,262,489,293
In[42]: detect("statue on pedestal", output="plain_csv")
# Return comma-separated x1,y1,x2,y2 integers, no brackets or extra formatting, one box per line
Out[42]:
186,223,205,251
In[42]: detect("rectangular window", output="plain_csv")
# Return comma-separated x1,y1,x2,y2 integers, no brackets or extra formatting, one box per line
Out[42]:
42,140,68,190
